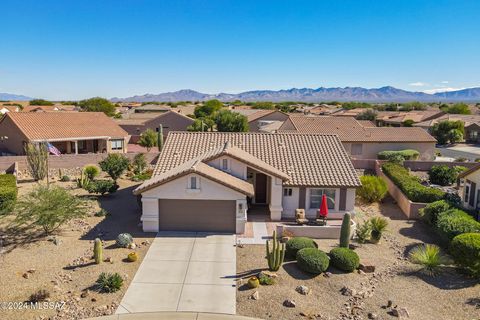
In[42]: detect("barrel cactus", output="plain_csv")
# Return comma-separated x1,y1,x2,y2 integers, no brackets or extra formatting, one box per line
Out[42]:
127,252,138,262
340,213,351,248
94,238,103,264
266,230,285,271
247,276,259,288
116,233,133,248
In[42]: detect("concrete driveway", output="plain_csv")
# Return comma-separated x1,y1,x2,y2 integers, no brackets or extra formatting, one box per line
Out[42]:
117,232,236,315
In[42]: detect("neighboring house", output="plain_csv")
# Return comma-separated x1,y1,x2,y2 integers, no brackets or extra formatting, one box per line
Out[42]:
233,109,290,132
458,165,480,215
278,116,437,160
133,132,361,233
300,104,343,115
0,112,130,155
415,114,480,144
375,110,444,127
0,105,20,114
133,104,171,113
22,104,78,112
116,111,195,143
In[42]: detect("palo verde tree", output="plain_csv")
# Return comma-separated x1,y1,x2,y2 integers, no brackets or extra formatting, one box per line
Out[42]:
99,154,130,182
215,109,249,132
29,99,54,106
77,97,116,116
138,129,158,151
431,120,464,145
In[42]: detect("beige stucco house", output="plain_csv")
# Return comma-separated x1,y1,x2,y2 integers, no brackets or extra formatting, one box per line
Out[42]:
279,116,437,160
0,112,130,155
458,165,480,212
133,132,361,233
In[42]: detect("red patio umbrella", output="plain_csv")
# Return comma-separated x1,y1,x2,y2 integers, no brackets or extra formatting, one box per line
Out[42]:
317,194,329,225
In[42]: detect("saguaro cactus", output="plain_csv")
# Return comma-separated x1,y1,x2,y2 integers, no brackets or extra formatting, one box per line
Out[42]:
266,230,285,271
340,213,351,248
157,124,164,152
94,238,103,264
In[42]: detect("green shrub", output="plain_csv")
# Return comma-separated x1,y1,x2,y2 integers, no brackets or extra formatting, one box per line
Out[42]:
419,200,451,225
94,209,109,217
296,248,330,274
0,174,17,215
408,244,449,276
428,165,459,186
382,162,445,203
258,274,274,285
96,272,123,293
286,237,318,259
99,154,130,181
116,233,133,247
435,209,480,241
329,248,359,272
369,216,389,243
60,175,70,182
378,149,419,161
450,233,480,276
83,165,100,180
355,221,371,243
132,153,147,175
85,179,118,195
357,175,388,203
13,185,87,235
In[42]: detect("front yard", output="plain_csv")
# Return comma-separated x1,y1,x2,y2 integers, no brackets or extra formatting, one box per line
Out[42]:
0,179,154,320
236,198,479,320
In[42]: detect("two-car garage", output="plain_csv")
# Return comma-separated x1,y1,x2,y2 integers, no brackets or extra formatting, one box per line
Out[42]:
158,199,237,233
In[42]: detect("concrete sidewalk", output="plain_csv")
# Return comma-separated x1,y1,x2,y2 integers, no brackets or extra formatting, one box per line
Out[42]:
117,232,236,315
90,312,260,320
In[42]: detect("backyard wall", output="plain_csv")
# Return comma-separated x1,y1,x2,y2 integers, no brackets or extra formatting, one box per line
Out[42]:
352,158,477,171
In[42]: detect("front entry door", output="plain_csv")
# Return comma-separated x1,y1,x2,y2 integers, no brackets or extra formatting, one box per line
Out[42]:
255,173,267,204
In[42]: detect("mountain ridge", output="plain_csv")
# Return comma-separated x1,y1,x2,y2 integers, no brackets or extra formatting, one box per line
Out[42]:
111,86,480,103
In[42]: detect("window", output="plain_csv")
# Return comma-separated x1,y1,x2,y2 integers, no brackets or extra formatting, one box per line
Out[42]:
476,190,480,209
309,189,335,210
469,131,478,140
283,188,293,196
190,176,198,189
351,143,363,156
222,158,229,171
111,139,123,150
465,184,470,203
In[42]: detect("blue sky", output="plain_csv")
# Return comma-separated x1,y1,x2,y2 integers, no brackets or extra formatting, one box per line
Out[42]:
1,0,479,100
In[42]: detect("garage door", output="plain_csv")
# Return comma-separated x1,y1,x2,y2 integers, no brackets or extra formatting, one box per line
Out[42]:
158,199,236,233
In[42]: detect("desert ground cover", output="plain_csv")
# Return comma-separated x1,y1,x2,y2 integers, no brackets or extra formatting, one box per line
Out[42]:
236,197,479,320
0,179,153,320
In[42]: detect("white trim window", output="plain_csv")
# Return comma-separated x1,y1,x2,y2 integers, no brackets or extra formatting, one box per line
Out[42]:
309,189,335,210
190,176,199,190
464,184,470,203
351,143,363,156
111,139,123,151
221,158,229,171
283,188,293,197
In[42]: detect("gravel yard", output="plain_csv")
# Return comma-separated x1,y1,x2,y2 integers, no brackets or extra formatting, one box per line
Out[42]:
236,198,479,320
0,179,154,320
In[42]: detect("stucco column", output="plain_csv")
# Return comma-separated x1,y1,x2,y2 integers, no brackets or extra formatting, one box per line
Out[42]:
141,197,159,232
269,177,283,221
74,141,78,154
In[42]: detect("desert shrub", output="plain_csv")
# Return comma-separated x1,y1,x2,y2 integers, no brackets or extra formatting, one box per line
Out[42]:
357,175,387,203
83,165,100,180
408,244,449,276
14,185,87,235
29,289,50,302
296,248,330,274
378,149,419,161
382,162,445,203
286,237,318,259
355,221,371,243
96,272,123,293
116,233,133,247
419,200,451,225
24,142,48,181
60,175,70,182
132,169,153,181
132,153,147,175
450,233,480,276
0,174,17,215
329,247,360,272
444,192,462,207
435,209,480,241
258,274,274,285
85,179,118,195
99,154,130,181
428,165,459,186
95,209,109,217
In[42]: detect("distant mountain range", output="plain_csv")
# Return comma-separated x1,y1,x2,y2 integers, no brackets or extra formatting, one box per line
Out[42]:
111,86,480,103
0,93,32,101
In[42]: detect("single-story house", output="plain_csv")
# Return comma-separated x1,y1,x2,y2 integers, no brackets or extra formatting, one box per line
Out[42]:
133,104,171,113
278,115,437,160
232,109,290,132
458,165,480,213
116,111,195,143
133,132,361,233
0,112,130,155
375,110,444,127
415,114,480,144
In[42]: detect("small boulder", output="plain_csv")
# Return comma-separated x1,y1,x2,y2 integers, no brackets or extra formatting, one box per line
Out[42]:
250,291,259,300
392,307,410,318
368,312,378,319
323,272,332,278
359,261,376,273
296,285,311,295
283,299,296,308
127,243,136,249
387,299,394,308
22,272,29,279
104,257,113,264
340,286,356,296
27,268,36,274
80,290,89,298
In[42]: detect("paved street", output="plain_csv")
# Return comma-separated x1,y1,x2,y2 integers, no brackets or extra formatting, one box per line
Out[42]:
117,232,236,315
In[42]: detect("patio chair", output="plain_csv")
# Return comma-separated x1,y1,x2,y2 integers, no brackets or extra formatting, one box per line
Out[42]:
295,209,308,225
315,209,327,226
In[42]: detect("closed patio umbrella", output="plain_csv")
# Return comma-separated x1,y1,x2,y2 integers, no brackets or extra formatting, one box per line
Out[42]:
317,194,328,225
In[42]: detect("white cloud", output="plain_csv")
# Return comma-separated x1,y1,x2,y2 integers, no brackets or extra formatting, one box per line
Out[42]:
408,82,428,87
423,87,466,94
440,81,449,84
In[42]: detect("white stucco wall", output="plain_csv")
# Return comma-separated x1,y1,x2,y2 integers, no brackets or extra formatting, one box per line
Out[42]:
282,187,300,217
207,156,247,180
343,142,435,160
460,169,480,210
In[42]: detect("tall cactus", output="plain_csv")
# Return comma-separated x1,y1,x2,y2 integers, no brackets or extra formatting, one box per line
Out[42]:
77,168,89,188
266,230,285,271
94,238,103,264
157,124,164,152
340,213,351,248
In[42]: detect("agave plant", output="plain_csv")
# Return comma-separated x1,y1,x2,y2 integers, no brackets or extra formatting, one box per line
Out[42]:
409,244,449,276
369,217,388,243
355,221,371,244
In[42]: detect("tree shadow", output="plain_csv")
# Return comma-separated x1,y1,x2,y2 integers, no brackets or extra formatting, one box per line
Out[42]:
282,261,318,280
465,297,480,309
397,267,478,290
0,224,46,253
